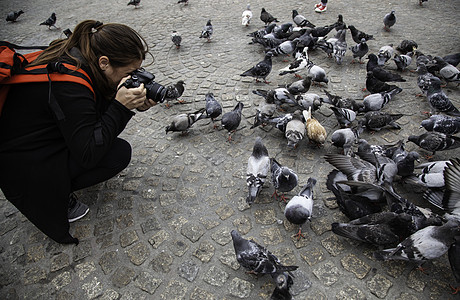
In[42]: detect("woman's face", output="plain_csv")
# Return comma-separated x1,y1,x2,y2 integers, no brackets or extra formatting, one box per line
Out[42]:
101,58,143,88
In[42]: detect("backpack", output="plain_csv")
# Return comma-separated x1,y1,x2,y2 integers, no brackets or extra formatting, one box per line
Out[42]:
0,41,95,118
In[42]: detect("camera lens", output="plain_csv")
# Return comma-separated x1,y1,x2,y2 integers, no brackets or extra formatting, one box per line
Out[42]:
146,82,167,103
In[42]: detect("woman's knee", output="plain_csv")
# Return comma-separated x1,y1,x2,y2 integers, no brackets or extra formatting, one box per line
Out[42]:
112,138,132,171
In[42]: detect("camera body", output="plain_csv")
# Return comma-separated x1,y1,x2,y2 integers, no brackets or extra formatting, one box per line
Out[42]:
123,68,167,103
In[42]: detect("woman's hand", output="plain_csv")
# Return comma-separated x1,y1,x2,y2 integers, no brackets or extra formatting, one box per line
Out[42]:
115,76,148,110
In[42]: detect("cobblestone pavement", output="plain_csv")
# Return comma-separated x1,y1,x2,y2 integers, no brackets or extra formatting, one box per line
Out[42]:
1,0,460,299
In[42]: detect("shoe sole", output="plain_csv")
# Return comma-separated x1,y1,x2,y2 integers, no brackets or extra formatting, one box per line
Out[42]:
68,208,89,223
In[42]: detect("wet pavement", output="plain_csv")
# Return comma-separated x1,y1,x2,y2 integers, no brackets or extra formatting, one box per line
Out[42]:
1,0,460,299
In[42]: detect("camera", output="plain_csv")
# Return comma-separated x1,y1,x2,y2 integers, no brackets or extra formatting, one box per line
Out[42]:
123,68,167,103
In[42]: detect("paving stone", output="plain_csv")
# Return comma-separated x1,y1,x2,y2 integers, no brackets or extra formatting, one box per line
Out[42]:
51,271,72,290
126,242,150,265
50,253,70,272
160,280,187,300
406,268,426,292
134,271,162,295
211,226,233,246
141,216,162,234
151,251,173,273
81,277,103,299
335,285,367,300
341,254,371,279
93,219,114,236
99,251,118,275
99,289,119,300
290,270,312,295
168,238,190,257
190,287,216,300
110,266,135,288
300,246,326,266
193,240,215,262
181,222,205,242
219,248,241,271
321,234,346,257
215,204,234,220
116,213,134,229
177,260,200,282
227,277,254,299
75,261,96,281
312,261,342,286
367,274,393,298
148,230,169,249
203,265,229,287
26,244,45,263
120,230,139,248
254,208,277,225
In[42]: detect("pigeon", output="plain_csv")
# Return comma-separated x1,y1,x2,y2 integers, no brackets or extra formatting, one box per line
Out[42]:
165,108,206,134
432,56,460,84
205,92,222,128
246,137,271,205
164,80,186,108
292,9,315,28
251,96,277,129
370,66,406,82
373,219,460,265
199,20,213,42
360,87,403,112
383,10,396,31
271,158,298,202
251,36,285,51
332,29,347,65
322,90,362,111
449,236,460,295
240,51,274,83
377,44,394,66
350,38,369,64
171,31,182,49
284,76,312,95
408,132,460,155
303,107,327,145
443,52,460,67
334,14,347,31
296,93,323,112
127,0,141,8
279,47,309,77
307,60,328,85
359,111,403,131
405,172,446,188
231,230,299,275
6,10,24,22
415,160,450,175
416,63,440,97
270,272,293,300
285,110,306,148
326,171,383,220
221,102,244,141
332,212,412,246
248,23,277,38
356,138,405,158
260,8,279,25
316,38,335,58
426,77,460,116
177,0,189,4
393,52,413,71
330,106,356,128
420,115,460,135
331,127,361,156
259,113,293,133
309,24,337,38
271,40,299,57
242,4,253,26
285,177,317,240
252,88,297,109
365,71,400,94
396,40,418,53
393,151,420,177
347,25,374,44
39,13,57,29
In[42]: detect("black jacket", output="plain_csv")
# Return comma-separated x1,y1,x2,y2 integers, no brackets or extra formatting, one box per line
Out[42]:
0,58,134,244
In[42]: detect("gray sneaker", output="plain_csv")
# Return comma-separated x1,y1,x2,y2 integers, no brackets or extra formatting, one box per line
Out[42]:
68,193,89,223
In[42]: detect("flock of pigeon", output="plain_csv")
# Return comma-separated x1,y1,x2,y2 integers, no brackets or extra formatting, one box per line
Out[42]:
5,2,460,299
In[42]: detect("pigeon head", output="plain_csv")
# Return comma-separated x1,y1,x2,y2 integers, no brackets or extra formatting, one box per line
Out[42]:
367,53,378,63
420,119,434,131
407,135,420,144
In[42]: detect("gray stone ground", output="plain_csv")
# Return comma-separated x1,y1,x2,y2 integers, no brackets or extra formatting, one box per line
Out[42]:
1,0,460,299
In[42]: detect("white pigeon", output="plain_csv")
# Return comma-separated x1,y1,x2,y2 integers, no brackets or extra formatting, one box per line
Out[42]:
246,137,270,205
279,47,309,77
241,4,253,26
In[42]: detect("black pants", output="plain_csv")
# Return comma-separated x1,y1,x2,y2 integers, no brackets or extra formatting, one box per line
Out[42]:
69,138,132,191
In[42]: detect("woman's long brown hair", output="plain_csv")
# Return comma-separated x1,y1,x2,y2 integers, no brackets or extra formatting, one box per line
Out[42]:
31,20,149,99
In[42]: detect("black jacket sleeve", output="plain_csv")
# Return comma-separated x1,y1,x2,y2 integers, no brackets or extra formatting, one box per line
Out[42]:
52,82,135,169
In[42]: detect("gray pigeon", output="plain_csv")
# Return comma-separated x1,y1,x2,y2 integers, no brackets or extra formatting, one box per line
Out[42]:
330,106,356,128
307,60,329,85
416,63,439,97
164,80,186,108
252,88,297,109
426,77,460,116
443,52,460,67
296,93,323,112
284,177,316,240
260,8,279,25
230,230,298,275
165,108,206,134
396,40,418,53
408,131,460,155
199,20,213,42
350,38,369,64
383,10,396,31
393,151,420,177
377,44,394,66
271,39,299,57
359,111,403,131
420,114,460,135
432,56,460,84
285,110,306,148
271,158,298,202
333,29,347,65
393,52,413,71
241,51,274,83
221,102,244,141
6,10,24,22
40,12,57,29
360,87,402,112
205,92,222,128
331,127,361,156
127,0,141,8
415,160,450,174
284,76,312,95
373,220,460,264
348,25,374,44
292,9,315,28
322,90,363,111
270,272,293,300
171,30,182,49
246,137,271,205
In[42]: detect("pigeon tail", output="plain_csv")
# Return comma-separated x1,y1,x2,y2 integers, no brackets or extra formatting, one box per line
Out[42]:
298,177,317,198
